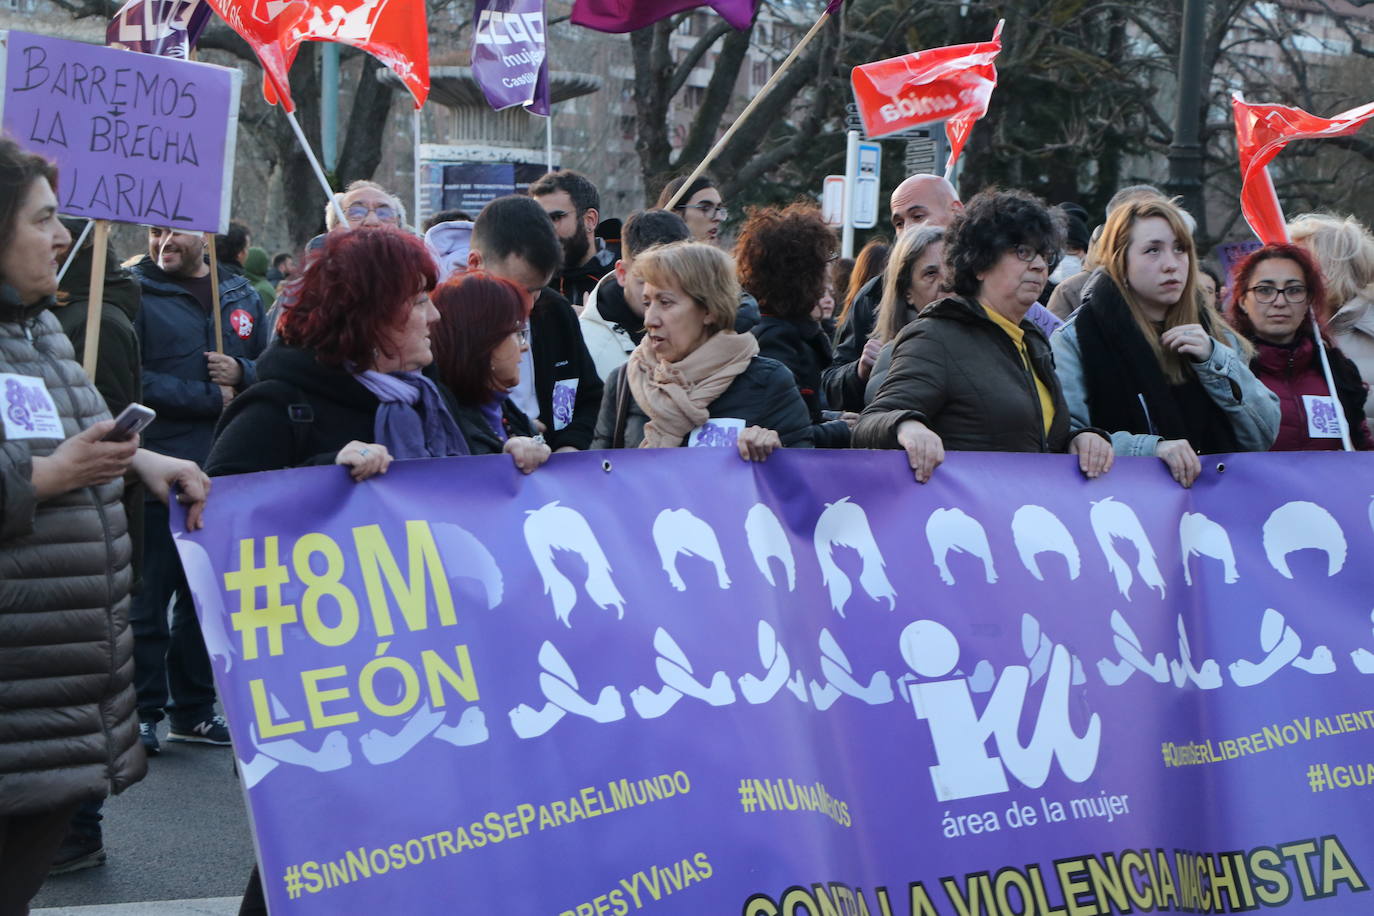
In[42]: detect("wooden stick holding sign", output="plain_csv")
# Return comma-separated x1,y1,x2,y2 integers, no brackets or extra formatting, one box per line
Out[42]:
664,4,839,210
206,232,225,354
80,220,111,380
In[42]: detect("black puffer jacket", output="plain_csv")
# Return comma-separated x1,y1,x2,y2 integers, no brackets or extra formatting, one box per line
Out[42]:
591,355,815,449
854,295,1089,453
751,314,851,448
0,288,145,816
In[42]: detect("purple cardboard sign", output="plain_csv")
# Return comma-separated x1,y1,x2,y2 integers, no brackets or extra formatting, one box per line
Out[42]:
174,449,1374,914
472,0,549,116
0,30,240,232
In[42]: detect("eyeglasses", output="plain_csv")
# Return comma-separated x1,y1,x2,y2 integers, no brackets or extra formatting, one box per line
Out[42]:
677,201,728,220
513,325,529,345
1247,284,1309,305
345,203,398,224
1013,244,1055,263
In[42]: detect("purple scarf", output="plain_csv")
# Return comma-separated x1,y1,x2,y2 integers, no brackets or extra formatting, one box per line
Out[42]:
353,370,470,459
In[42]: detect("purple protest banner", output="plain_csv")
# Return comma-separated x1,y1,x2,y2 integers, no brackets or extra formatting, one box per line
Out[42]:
106,0,212,59
174,449,1374,914
472,0,550,116
0,30,240,232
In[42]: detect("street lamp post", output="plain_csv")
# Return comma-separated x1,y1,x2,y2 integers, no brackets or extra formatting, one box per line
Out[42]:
1167,0,1208,240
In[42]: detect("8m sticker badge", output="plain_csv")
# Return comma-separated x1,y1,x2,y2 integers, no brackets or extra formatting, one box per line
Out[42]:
230,309,255,340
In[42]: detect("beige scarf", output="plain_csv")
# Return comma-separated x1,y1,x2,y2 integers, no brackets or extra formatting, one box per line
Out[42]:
626,331,759,448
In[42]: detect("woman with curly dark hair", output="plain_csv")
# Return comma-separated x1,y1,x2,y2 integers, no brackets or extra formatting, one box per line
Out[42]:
736,203,854,447
854,189,1114,482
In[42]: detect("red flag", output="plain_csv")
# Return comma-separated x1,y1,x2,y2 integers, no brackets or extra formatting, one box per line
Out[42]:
571,0,756,33
851,21,1002,172
1233,93,1374,244
205,0,429,112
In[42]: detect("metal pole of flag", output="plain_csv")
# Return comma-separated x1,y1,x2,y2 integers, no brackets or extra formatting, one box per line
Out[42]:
1309,309,1354,451
665,3,837,210
413,108,423,231
841,129,858,259
546,114,554,172
284,108,350,224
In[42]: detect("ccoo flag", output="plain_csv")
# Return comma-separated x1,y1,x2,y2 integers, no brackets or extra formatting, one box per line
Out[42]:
851,20,1003,173
1233,93,1374,245
205,0,430,112
472,0,550,116
570,0,757,33
107,0,212,57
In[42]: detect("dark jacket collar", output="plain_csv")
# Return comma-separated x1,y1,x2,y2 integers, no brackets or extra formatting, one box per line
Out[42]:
0,282,54,324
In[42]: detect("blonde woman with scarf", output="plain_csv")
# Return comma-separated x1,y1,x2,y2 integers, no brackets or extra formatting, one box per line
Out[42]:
592,242,813,458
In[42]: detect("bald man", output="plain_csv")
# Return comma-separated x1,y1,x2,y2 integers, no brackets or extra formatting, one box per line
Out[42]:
823,174,964,412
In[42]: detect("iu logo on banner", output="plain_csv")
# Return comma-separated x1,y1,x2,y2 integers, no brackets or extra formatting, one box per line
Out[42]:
850,22,1003,142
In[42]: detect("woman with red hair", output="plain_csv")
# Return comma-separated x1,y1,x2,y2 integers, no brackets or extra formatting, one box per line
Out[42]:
1227,243,1372,450
430,271,551,472
206,227,470,478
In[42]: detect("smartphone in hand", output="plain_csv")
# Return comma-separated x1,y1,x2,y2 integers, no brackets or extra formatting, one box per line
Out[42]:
101,403,156,442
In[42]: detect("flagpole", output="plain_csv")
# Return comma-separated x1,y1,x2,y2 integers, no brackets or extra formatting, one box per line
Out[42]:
664,5,836,210
284,108,349,224
413,108,423,230
546,112,554,172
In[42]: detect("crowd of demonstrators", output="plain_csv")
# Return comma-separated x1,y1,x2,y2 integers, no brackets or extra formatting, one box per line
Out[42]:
735,203,854,448
1289,213,1374,423
580,208,692,380
825,174,963,412
531,170,617,309
863,226,945,402
0,136,209,914
592,241,812,455
1052,197,1280,486
1227,244,1372,450
130,223,267,754
430,271,553,472
17,133,1374,912
854,190,1113,482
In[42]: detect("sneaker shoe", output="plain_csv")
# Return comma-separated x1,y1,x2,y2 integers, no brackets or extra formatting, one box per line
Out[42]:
168,714,232,746
139,721,161,756
48,832,106,876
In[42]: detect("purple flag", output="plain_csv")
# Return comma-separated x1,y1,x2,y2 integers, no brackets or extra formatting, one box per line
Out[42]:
106,0,212,58
571,0,757,33
472,0,550,117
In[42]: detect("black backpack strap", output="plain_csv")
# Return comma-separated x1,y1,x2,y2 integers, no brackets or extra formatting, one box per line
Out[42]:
612,365,631,449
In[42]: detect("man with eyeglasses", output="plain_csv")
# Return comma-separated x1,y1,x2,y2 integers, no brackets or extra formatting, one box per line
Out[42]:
324,179,408,232
530,170,616,311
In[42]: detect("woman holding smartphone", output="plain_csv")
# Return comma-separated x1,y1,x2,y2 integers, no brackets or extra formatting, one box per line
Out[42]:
0,136,209,911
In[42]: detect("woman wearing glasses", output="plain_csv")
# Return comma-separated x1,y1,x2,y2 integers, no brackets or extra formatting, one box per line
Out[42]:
657,176,727,243
325,179,406,231
1052,198,1279,486
1226,244,1371,450
430,271,553,471
854,190,1114,483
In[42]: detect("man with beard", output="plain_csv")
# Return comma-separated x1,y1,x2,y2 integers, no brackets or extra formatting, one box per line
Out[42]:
129,227,266,753
531,170,616,311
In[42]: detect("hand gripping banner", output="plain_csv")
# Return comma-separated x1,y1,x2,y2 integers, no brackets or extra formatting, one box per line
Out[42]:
174,449,1374,914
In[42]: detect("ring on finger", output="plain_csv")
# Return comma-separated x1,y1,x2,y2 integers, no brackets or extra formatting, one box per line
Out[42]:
360,447,371,457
